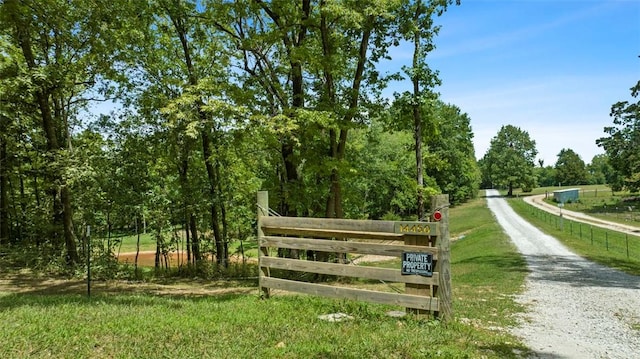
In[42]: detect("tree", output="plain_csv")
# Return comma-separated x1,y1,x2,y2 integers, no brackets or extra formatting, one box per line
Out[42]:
393,0,457,219
0,0,131,264
554,148,587,186
586,154,612,185
425,101,480,204
481,125,537,196
348,119,426,220
535,165,556,187
596,80,640,192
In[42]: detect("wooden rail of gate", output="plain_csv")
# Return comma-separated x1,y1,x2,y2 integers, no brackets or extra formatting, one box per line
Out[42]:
257,191,452,320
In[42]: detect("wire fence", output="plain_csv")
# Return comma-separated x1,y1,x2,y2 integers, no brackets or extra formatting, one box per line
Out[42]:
527,204,640,261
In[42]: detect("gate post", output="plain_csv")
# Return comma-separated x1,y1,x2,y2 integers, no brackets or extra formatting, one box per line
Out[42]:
257,191,270,298
432,194,452,321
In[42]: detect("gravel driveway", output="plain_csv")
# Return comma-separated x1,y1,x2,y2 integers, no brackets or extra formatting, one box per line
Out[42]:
485,189,640,358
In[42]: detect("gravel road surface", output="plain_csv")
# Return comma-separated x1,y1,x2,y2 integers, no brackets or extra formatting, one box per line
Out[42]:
485,189,640,358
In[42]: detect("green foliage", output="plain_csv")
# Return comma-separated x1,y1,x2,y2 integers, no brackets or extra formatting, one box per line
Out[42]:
535,165,556,187
586,154,612,185
347,122,421,219
554,148,588,186
425,101,480,204
481,125,538,196
0,194,530,358
597,80,640,192
0,0,480,273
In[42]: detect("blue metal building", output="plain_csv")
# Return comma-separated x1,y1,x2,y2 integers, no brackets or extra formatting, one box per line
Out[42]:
553,188,580,203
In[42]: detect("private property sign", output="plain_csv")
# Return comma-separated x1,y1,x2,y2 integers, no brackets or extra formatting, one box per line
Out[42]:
401,252,433,277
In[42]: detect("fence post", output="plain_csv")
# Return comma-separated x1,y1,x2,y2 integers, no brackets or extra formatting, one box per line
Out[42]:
606,232,609,251
591,226,593,245
580,224,582,240
257,191,270,298
432,194,452,322
86,225,91,298
627,234,630,259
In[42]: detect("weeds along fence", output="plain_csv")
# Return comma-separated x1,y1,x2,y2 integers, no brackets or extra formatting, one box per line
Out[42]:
526,204,640,260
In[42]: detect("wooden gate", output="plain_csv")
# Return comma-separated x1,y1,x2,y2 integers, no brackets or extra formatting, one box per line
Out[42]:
257,191,452,320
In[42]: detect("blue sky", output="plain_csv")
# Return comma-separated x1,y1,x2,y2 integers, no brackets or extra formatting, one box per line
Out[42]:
384,0,640,166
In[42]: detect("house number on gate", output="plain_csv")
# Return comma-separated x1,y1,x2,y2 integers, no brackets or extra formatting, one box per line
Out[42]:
394,222,436,235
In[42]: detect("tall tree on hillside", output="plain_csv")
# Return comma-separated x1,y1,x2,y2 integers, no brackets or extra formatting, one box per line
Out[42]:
596,80,640,192
554,148,587,186
481,125,537,196
394,0,457,219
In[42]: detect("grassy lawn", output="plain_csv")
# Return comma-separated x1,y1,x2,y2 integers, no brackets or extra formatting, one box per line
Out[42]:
0,193,531,358
508,198,640,276
511,184,640,227
105,230,259,260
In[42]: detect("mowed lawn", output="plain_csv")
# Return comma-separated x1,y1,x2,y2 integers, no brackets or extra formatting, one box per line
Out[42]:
0,193,531,358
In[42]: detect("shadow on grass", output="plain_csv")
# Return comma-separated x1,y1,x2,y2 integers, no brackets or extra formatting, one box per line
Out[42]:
0,273,259,311
523,254,640,289
453,255,529,273
477,342,533,359
0,290,259,314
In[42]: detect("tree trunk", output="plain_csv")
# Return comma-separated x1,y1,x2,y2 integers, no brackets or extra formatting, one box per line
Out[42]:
169,7,226,267
177,144,198,264
189,213,198,264
215,159,229,265
257,0,309,218
321,7,373,219
60,186,79,264
134,218,140,277
412,2,425,220
201,131,225,266
0,135,9,245
185,217,191,265
8,2,78,264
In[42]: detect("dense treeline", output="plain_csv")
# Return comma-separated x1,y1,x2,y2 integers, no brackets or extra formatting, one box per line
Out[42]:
0,0,479,273
478,125,620,193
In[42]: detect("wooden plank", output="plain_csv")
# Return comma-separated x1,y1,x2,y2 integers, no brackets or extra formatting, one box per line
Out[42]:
260,236,438,259
257,191,270,298
262,226,403,240
404,233,433,317
262,216,438,236
433,194,452,322
261,277,440,312
260,257,439,286
261,216,398,233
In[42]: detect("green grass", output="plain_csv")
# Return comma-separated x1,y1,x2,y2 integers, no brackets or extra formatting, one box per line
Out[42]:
101,231,260,259
0,193,531,358
508,198,640,276
0,290,525,359
510,184,640,227
101,232,156,253
450,192,528,333
509,184,610,197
